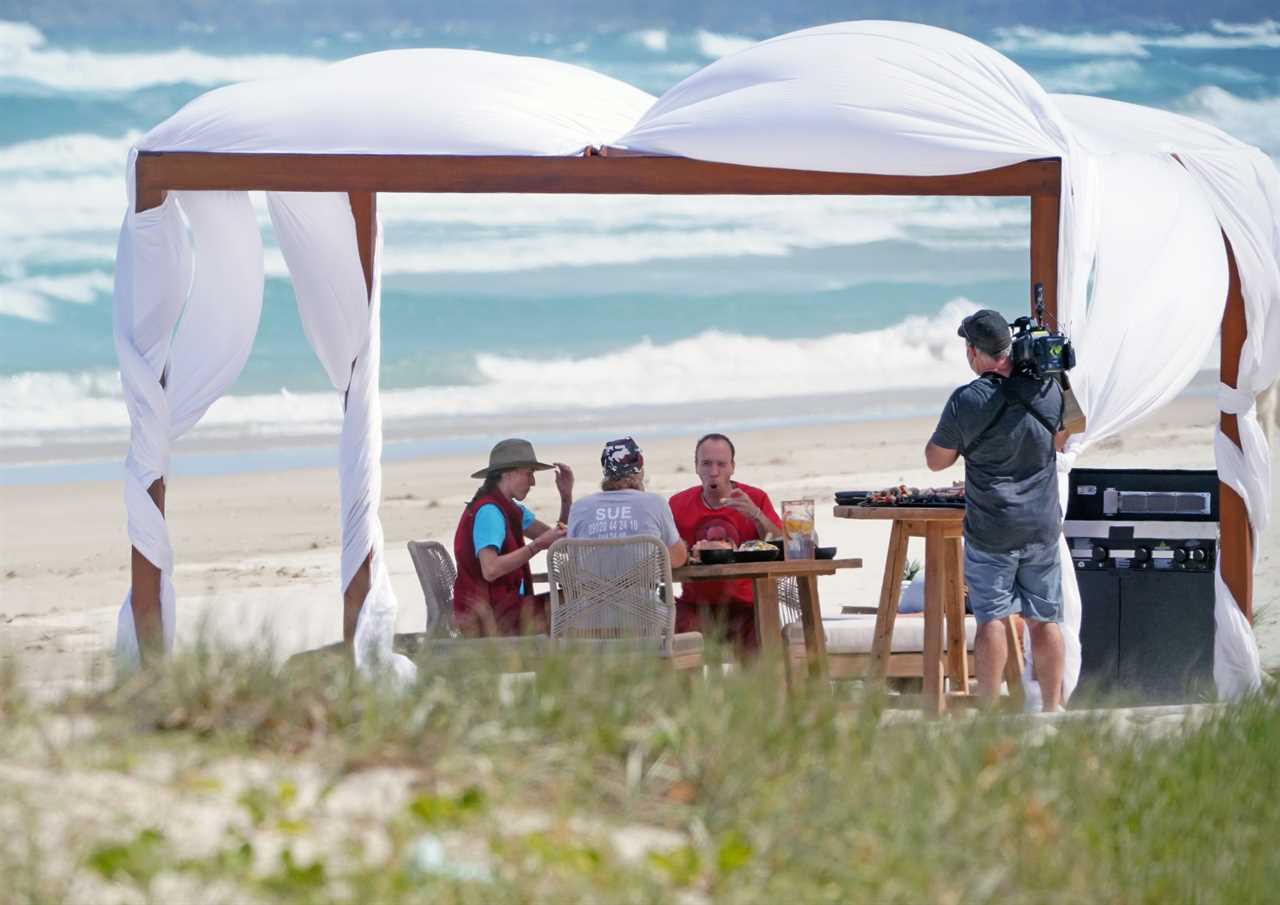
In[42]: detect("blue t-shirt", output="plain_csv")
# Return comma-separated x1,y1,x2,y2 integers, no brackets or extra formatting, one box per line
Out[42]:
473,502,535,554
473,502,536,595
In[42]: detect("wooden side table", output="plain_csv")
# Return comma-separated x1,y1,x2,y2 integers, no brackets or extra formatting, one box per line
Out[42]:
833,505,1024,715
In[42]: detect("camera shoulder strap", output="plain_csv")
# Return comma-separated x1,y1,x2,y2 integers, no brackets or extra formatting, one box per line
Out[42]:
957,376,1009,458
959,377,1058,458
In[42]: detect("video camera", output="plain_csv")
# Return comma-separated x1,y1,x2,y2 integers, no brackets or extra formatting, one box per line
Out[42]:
1010,283,1076,380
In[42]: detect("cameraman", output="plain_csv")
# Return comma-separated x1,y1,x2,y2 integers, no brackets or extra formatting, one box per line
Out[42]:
924,309,1066,711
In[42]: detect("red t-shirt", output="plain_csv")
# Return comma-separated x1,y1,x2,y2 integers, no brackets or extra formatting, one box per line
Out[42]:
668,482,782,607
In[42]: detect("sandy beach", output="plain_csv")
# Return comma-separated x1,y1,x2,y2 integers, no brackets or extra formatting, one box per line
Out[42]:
2,392,1277,695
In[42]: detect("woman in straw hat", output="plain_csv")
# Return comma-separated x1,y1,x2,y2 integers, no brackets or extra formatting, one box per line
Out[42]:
451,438,574,636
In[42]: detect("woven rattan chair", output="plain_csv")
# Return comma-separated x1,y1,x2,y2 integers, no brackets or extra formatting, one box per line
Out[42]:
407,539,458,638
547,535,702,669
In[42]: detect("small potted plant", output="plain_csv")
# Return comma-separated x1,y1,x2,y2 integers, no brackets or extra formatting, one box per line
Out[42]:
902,559,922,594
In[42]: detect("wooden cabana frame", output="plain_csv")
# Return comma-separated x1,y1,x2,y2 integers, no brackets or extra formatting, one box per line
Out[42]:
125,150,1252,658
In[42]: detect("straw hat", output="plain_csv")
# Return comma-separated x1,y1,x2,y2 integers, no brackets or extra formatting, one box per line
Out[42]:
470,438,554,479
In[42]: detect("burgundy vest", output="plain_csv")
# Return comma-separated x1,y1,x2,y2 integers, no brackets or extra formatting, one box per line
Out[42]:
452,490,533,633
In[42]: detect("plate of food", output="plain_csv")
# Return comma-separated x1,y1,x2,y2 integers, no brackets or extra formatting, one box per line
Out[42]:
735,539,780,563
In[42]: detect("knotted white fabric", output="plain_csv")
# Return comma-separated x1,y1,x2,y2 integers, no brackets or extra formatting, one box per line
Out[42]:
1013,153,1227,707
266,191,412,682
1213,385,1267,698
1054,94,1275,700
114,175,264,666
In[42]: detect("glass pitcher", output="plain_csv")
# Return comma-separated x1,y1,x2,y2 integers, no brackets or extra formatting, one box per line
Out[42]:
782,499,816,560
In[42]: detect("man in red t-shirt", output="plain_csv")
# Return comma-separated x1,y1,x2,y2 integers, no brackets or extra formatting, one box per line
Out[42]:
668,433,783,653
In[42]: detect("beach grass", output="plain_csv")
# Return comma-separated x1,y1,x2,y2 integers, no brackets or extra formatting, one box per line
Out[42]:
1,644,1277,904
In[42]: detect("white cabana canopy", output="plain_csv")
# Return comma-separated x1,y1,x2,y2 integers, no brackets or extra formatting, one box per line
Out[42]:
114,21,1277,700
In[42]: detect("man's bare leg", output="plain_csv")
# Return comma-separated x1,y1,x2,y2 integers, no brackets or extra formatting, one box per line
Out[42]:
974,618,1008,704
1028,620,1065,711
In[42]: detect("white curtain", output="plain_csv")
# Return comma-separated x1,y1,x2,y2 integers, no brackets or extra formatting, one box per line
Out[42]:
1054,95,1275,700
1180,149,1279,699
267,192,414,683
1020,153,1230,707
114,158,264,666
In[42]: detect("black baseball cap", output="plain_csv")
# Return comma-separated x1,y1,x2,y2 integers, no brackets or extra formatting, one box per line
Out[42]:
958,309,1012,356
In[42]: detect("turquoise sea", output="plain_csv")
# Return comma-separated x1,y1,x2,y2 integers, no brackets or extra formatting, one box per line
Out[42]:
1,14,1278,480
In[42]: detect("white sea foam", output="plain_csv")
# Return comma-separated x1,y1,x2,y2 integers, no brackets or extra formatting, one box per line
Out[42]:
0,131,138,175
627,29,669,53
694,29,756,59
1036,59,1143,93
992,26,1150,58
0,20,325,92
1192,63,1265,84
1177,86,1280,157
0,292,52,323
1153,19,1280,50
0,158,1030,280
0,272,112,321
0,299,981,444
994,20,1280,57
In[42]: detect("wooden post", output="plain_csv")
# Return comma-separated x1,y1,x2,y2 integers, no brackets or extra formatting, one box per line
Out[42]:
129,189,170,661
130,478,166,661
1219,234,1254,623
343,191,376,645
922,523,947,715
1029,190,1060,326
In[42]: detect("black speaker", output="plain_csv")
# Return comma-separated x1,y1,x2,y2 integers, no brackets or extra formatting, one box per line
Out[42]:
1117,572,1215,702
1076,572,1120,697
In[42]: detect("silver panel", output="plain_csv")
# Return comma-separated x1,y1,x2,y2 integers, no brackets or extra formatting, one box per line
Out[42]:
1062,520,1219,541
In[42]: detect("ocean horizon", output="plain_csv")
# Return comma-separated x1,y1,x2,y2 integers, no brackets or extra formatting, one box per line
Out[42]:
2,13,1277,481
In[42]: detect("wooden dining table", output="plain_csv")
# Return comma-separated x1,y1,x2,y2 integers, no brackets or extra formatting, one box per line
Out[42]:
671,557,863,680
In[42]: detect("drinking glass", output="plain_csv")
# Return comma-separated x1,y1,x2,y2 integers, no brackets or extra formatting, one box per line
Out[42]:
782,499,816,559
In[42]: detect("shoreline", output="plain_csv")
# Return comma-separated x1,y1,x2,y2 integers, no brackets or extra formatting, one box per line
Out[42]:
0,373,1223,485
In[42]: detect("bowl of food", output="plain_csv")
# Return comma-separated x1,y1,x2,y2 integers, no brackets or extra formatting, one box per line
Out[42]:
735,539,780,563
694,541,735,565
698,548,735,565
815,546,837,560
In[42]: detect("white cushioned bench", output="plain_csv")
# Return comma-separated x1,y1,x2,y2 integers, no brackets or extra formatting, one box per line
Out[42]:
783,613,977,680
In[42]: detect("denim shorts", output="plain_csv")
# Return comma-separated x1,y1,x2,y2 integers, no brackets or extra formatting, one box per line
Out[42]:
963,541,1063,625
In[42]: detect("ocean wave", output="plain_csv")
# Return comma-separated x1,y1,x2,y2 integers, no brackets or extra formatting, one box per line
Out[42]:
0,299,981,442
0,160,1029,276
0,131,138,174
1036,59,1143,93
992,26,1149,58
0,270,114,321
994,20,1280,57
1177,86,1280,157
694,29,755,59
1191,63,1266,84
1155,19,1280,50
626,29,669,53
0,20,325,93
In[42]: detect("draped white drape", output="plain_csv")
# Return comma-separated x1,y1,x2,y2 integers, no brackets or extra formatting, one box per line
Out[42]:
1025,153,1231,707
114,154,264,665
266,192,414,682
1051,95,1276,700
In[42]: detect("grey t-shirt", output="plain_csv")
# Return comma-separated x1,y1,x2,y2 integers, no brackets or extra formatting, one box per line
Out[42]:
567,489,679,546
930,373,1063,554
